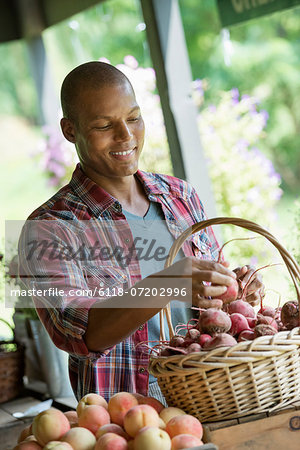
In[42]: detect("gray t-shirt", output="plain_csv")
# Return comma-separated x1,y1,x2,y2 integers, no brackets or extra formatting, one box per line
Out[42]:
123,201,195,383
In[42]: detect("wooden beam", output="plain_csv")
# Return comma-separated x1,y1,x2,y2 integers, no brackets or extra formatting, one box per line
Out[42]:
26,35,59,126
140,0,217,218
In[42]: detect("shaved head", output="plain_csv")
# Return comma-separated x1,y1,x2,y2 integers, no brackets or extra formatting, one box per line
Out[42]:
60,61,133,122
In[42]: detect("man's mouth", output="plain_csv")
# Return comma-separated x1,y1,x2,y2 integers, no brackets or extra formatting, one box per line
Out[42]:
110,147,137,159
110,149,135,156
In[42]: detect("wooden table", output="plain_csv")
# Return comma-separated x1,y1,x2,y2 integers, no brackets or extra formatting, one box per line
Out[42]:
203,401,300,450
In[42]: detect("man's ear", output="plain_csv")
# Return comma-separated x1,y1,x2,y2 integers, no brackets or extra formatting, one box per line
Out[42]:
60,118,76,143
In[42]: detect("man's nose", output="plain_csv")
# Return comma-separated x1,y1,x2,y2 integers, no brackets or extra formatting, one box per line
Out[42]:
114,121,132,142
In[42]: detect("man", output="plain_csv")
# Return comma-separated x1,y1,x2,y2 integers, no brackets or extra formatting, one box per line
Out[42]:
18,62,263,401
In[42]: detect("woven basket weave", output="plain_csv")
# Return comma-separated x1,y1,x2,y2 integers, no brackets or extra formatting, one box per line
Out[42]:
0,319,24,403
149,217,300,422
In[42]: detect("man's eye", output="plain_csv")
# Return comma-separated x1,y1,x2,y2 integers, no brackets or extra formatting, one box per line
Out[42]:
128,116,140,122
95,124,111,130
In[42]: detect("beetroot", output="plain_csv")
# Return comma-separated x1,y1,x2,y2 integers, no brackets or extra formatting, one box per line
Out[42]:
203,333,237,350
275,307,281,320
187,343,202,353
217,279,239,304
186,328,201,341
229,313,250,336
160,347,173,356
169,335,185,348
246,317,256,328
281,301,299,330
197,334,212,347
256,314,278,331
258,306,276,318
254,324,277,338
276,320,286,332
238,329,255,342
227,299,256,318
198,308,231,336
182,329,200,347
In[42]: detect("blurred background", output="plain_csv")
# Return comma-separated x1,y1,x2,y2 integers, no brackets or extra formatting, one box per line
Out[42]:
1,0,300,337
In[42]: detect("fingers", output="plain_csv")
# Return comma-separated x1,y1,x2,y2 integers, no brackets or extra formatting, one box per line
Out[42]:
236,266,265,298
197,283,228,298
194,270,236,289
192,294,223,309
189,259,237,307
234,265,248,280
192,258,236,280
245,292,261,306
240,267,256,286
220,260,230,268
245,285,265,306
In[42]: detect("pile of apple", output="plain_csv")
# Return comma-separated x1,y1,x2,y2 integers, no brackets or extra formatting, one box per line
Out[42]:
14,392,205,450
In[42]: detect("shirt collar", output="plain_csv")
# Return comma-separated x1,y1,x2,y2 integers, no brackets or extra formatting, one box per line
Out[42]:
69,164,171,217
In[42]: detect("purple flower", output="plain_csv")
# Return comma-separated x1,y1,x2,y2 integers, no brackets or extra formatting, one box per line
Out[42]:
250,256,258,267
241,94,250,101
124,55,139,69
246,187,260,203
208,104,216,113
260,109,269,126
231,88,239,104
193,79,204,97
236,139,249,151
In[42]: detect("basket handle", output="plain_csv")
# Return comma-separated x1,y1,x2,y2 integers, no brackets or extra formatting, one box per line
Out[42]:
159,217,300,341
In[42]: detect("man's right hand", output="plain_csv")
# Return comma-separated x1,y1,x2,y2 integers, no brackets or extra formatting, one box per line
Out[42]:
155,256,237,309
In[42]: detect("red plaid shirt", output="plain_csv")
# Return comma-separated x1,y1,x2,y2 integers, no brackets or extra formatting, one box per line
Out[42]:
18,164,220,400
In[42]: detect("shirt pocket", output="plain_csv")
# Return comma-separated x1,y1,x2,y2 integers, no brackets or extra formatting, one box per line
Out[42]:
83,265,128,290
190,232,213,260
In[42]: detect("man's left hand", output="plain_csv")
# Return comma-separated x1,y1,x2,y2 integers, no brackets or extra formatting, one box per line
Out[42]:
234,265,265,306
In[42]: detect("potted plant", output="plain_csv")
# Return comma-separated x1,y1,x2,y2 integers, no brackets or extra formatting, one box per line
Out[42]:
3,253,74,399
0,252,25,402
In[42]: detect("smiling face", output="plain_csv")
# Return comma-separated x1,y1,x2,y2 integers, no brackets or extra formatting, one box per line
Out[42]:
61,80,145,183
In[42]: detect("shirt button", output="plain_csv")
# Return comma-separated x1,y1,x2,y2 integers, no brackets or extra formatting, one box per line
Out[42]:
115,203,122,211
99,282,104,287
138,367,146,374
138,325,144,331
125,238,130,244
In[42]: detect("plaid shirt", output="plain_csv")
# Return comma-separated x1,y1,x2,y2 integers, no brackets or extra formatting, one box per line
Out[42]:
18,164,220,400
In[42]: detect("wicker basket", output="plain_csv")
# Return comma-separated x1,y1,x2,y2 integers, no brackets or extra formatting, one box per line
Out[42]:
149,217,300,422
0,319,24,403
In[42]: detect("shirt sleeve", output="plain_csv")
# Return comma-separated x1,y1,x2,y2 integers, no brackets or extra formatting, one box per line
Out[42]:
18,218,112,361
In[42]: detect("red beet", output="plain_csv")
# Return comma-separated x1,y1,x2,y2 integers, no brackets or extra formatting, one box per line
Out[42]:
229,313,250,336
227,299,256,318
274,307,281,320
258,306,276,318
276,320,286,332
238,329,255,342
256,314,278,331
246,317,256,328
160,347,173,356
281,301,299,330
197,334,212,347
198,308,231,336
203,333,237,350
187,343,202,353
185,328,201,341
218,279,239,304
254,324,277,338
169,335,185,348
